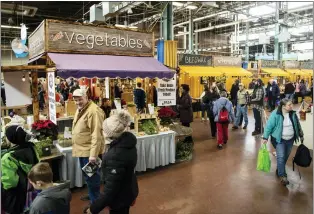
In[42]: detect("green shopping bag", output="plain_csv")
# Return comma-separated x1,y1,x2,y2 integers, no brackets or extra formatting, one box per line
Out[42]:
256,144,271,172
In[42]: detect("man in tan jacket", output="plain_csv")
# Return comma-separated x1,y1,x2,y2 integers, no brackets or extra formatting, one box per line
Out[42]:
72,88,104,208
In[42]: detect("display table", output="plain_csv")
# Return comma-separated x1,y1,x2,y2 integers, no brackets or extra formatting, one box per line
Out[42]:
55,131,176,188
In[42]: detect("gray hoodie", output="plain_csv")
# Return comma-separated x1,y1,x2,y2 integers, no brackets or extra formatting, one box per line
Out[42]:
29,181,71,214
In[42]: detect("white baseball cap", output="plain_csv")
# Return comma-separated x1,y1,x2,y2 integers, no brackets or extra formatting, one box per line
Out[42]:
73,88,86,97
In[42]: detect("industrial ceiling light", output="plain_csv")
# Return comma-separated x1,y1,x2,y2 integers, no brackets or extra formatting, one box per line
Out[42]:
186,5,198,10
172,2,184,7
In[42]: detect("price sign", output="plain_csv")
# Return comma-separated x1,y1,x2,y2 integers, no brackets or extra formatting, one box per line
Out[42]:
157,77,176,107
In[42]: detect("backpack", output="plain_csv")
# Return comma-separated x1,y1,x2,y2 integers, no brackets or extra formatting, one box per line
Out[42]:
292,144,312,179
218,100,229,123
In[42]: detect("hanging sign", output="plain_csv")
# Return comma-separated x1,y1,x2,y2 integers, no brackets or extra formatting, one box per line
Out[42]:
28,19,154,57
47,20,153,56
213,56,242,67
28,21,45,59
284,61,300,69
157,77,176,106
178,54,212,66
300,61,313,70
48,72,57,125
261,60,281,68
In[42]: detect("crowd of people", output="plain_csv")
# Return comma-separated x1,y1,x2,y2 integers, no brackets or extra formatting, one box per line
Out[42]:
1,77,311,214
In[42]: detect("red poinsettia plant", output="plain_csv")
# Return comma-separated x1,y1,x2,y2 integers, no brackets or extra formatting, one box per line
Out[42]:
158,107,177,126
32,120,58,140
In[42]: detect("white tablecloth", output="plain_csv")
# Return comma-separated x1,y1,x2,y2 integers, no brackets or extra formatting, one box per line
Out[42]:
56,131,176,188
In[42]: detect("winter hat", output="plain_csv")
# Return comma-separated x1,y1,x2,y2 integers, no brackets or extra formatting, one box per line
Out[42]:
5,125,28,145
103,110,131,138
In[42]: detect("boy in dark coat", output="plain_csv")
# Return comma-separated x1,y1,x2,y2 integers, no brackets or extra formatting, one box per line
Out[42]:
28,162,71,214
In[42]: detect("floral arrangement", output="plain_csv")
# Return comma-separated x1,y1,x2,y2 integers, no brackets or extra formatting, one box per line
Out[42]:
32,120,58,140
158,107,177,126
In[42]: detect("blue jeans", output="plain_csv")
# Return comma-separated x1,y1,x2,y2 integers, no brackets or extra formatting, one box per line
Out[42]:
285,93,294,101
235,104,248,127
275,138,294,177
201,103,209,118
79,157,101,203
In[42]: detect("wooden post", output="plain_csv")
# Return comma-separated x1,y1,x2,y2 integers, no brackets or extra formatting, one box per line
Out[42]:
31,72,40,122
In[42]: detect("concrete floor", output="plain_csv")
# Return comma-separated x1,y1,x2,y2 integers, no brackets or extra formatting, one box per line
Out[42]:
70,110,313,214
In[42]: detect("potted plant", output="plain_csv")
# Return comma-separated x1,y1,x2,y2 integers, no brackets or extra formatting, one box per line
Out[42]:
157,107,177,127
31,120,58,141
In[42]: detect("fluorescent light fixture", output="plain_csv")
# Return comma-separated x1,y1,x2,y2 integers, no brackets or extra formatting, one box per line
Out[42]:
115,24,137,29
186,5,198,10
1,25,29,29
288,2,313,10
249,3,275,17
172,2,184,7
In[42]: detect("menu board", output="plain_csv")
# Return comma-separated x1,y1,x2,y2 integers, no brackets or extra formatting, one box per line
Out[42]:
157,77,176,106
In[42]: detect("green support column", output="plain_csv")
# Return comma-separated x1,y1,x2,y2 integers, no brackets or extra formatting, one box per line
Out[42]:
162,2,173,40
274,2,281,60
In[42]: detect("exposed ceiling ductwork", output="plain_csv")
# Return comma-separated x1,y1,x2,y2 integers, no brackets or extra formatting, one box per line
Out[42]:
1,3,38,17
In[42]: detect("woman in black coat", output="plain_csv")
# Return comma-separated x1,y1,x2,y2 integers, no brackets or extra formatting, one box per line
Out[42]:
88,110,138,214
177,84,193,127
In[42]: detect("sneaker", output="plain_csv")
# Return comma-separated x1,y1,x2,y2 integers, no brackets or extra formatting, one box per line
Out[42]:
252,131,261,136
217,144,223,150
243,125,247,129
202,118,205,121
206,118,209,121
280,177,289,186
232,126,238,130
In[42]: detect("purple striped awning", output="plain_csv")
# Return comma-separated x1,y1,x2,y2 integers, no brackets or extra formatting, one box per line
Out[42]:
48,53,174,79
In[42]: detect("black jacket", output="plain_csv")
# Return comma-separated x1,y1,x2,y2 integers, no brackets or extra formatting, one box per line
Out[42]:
134,88,146,109
90,132,139,213
230,83,239,104
284,82,295,95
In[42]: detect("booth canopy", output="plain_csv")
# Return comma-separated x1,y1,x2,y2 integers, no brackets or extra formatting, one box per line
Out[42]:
217,67,252,77
48,53,174,79
261,68,289,77
300,69,313,77
180,66,222,77
285,69,311,77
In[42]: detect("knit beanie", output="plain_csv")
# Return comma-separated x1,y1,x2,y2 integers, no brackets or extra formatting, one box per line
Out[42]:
5,125,27,145
103,110,131,138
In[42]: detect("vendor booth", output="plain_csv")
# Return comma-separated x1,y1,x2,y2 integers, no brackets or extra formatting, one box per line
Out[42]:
283,60,310,83
177,54,220,117
258,60,289,86
2,19,182,188
212,56,252,91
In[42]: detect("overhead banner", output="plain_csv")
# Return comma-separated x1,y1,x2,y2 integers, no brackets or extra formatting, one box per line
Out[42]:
300,61,313,69
47,72,57,125
283,61,300,69
178,54,212,66
157,77,176,106
261,60,281,68
213,56,242,67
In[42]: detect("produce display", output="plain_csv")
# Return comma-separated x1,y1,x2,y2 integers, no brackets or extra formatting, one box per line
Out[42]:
34,137,53,157
176,137,193,161
139,119,158,135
